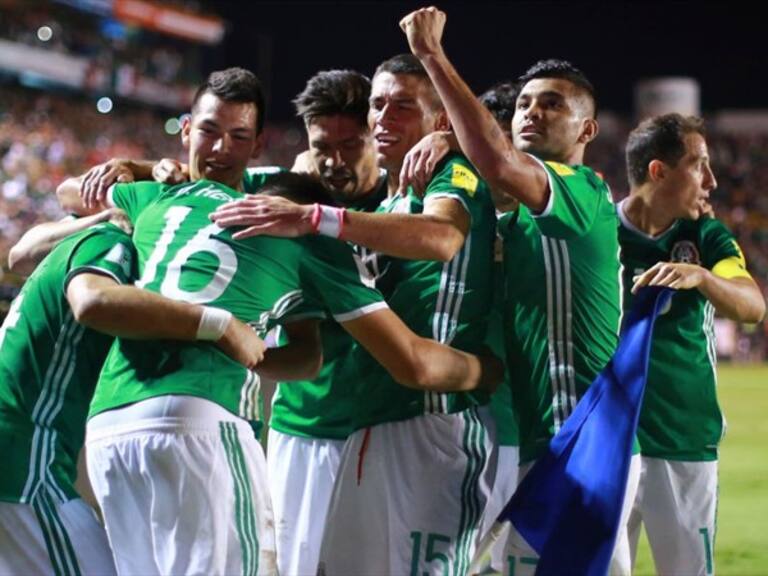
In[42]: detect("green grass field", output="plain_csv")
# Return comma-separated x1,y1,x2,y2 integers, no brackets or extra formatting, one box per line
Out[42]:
633,363,768,576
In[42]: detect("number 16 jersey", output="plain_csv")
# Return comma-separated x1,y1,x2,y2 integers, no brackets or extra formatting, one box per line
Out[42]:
89,180,386,423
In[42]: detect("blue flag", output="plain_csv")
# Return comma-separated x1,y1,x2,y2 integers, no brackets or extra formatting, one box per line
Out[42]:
470,287,672,576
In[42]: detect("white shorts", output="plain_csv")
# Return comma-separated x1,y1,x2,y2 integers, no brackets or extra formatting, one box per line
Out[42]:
479,445,520,569
481,454,640,576
628,457,718,575
266,429,345,576
86,396,277,575
0,498,115,576
318,406,497,576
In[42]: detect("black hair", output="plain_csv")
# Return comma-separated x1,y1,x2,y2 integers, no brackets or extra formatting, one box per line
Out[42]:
373,54,442,110
192,67,266,134
518,59,597,118
259,172,338,206
625,113,706,187
294,69,371,128
479,81,517,129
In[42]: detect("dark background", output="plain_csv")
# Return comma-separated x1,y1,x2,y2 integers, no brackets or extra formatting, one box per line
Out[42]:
206,1,763,123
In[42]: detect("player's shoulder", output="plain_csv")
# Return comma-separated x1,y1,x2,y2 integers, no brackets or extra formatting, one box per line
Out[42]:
697,215,732,236
542,161,608,192
429,152,486,197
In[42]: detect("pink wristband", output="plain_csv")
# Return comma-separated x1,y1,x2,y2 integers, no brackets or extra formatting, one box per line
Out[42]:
310,204,346,238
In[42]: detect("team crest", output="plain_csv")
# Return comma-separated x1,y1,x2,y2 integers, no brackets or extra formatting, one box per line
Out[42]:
670,240,700,264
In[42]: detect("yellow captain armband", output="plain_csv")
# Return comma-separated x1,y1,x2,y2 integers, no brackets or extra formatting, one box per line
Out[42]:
450,164,478,196
544,161,575,176
711,256,753,280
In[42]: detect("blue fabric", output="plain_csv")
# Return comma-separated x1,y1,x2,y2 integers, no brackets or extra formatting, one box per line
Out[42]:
499,287,673,576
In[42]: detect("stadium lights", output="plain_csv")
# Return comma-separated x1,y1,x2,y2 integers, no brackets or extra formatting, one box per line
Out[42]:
164,117,181,135
96,97,114,114
37,26,53,42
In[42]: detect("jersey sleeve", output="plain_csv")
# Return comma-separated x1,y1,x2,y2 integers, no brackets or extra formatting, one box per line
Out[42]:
700,218,751,278
422,154,486,222
107,181,165,223
64,226,136,291
299,237,388,322
530,158,611,238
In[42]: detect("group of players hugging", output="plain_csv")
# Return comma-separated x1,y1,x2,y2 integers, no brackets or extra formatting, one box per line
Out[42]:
1,7,763,576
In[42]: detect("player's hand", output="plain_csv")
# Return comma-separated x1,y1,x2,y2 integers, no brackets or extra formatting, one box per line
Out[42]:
210,195,315,239
152,158,189,184
631,261,708,294
398,131,452,197
81,159,135,209
216,316,267,370
399,7,447,59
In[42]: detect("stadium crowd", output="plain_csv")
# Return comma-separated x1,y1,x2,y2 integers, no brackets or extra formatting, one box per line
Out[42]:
2,84,765,355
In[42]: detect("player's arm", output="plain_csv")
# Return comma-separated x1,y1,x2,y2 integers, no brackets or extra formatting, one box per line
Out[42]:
340,308,502,393
66,273,266,369
399,8,548,212
632,260,766,323
57,158,187,214
256,319,324,381
211,194,469,262
8,209,124,275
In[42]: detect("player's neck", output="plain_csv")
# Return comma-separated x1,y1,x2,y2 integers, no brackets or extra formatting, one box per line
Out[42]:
386,167,401,198
623,191,677,237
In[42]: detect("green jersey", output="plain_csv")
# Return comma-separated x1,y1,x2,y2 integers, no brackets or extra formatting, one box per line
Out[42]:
90,180,386,425
501,159,621,463
242,165,285,193
619,208,743,461
0,223,135,503
270,176,389,440
487,257,518,446
348,153,497,429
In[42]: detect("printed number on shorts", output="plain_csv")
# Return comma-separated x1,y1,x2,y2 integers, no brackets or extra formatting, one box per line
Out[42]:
410,531,451,576
137,206,237,303
506,554,538,576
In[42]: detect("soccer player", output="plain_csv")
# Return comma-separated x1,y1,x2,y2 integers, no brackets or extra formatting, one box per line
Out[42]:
476,81,521,550
620,114,765,575
399,7,632,574
0,216,263,575
212,54,498,576
60,66,498,574
267,69,389,576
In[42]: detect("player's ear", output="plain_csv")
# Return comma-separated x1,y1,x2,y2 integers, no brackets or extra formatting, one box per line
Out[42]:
648,159,666,182
434,109,450,132
181,115,192,149
578,117,599,145
251,133,265,159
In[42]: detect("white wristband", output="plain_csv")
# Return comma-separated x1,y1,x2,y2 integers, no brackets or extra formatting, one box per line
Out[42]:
196,306,232,341
311,204,346,238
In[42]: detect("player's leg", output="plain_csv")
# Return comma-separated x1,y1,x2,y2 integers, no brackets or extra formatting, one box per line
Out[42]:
640,457,718,575
609,453,641,576
267,428,345,575
626,456,649,570
318,406,497,576
0,497,115,576
86,400,277,575
478,444,520,570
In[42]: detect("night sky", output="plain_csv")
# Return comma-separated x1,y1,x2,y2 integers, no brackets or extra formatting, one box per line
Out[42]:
205,1,764,124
